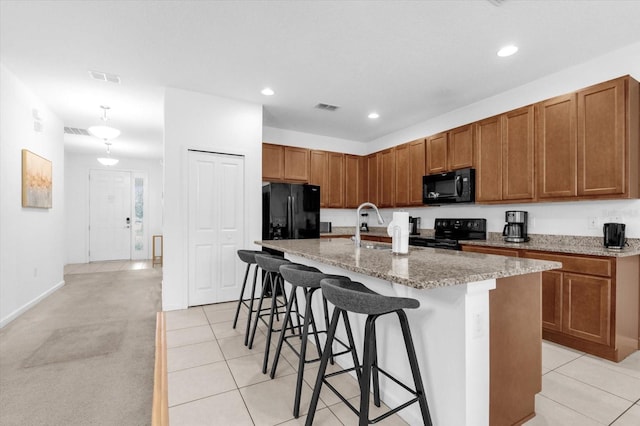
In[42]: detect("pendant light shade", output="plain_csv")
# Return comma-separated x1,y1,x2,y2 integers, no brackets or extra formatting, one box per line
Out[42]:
97,157,119,166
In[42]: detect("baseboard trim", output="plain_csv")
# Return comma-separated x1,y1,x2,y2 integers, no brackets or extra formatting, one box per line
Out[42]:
0,280,65,329
152,312,169,426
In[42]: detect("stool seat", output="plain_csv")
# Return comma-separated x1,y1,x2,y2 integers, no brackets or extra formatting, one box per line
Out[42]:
255,254,291,273
237,249,264,264
278,264,342,288
320,279,419,315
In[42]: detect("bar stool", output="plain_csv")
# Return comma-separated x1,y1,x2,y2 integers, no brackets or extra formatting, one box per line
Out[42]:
271,265,361,418
250,254,301,374
232,250,265,346
306,278,432,426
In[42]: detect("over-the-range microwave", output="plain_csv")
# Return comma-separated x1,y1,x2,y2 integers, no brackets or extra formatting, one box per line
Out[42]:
423,168,475,205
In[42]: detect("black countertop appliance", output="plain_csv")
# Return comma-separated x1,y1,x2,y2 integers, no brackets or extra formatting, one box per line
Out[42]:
603,222,626,249
503,211,529,243
409,218,487,250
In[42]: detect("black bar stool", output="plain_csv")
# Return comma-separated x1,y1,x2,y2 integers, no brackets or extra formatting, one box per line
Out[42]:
250,254,301,374
232,250,265,346
271,264,361,418
306,278,432,426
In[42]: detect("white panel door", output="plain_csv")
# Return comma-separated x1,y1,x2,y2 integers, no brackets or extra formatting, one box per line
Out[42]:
188,151,245,306
89,170,132,261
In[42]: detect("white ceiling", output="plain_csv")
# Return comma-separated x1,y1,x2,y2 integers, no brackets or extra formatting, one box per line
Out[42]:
2,0,640,160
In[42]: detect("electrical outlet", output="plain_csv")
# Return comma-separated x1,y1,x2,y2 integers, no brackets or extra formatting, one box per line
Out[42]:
587,217,598,229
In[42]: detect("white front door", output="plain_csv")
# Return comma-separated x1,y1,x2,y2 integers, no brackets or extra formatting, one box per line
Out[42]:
188,150,245,306
89,169,132,261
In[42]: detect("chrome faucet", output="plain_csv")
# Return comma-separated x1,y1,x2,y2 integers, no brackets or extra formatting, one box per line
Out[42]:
354,202,385,247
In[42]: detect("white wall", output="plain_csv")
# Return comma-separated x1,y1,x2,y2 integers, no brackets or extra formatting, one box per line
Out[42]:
295,42,640,239
163,88,262,311
263,126,368,156
64,152,163,264
0,63,65,327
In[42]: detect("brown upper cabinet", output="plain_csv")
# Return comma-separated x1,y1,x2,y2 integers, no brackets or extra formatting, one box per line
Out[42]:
577,76,639,199
262,143,309,182
378,148,395,207
367,153,380,205
309,150,329,207
309,149,345,208
395,139,426,207
502,106,535,201
474,106,535,203
426,125,474,175
327,152,345,208
536,94,578,199
344,154,368,208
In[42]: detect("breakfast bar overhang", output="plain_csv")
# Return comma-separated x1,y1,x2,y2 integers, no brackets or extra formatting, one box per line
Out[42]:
256,238,561,426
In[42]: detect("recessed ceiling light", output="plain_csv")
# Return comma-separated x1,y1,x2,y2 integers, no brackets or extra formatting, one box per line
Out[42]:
261,87,275,96
497,45,518,57
368,112,380,119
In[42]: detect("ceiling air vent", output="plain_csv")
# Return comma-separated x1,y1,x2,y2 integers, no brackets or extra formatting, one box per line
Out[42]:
88,70,121,84
64,127,91,136
486,0,507,6
314,103,340,112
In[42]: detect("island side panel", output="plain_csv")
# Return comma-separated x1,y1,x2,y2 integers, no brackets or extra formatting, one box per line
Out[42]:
489,273,542,426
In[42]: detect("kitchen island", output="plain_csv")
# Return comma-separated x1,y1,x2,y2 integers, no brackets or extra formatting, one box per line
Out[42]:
256,238,561,426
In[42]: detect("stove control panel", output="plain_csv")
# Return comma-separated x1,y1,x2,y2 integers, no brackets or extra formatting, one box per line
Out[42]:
434,218,487,240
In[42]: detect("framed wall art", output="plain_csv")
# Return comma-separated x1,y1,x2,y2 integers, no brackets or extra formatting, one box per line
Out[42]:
21,149,52,208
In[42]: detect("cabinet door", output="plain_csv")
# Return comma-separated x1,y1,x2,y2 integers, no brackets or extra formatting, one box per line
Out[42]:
541,270,563,332
358,156,368,206
344,154,360,208
562,273,611,345
262,143,284,181
474,116,502,202
536,94,577,199
448,124,474,170
409,139,426,205
394,143,410,207
309,150,328,207
461,245,520,257
502,106,535,201
327,152,344,208
577,78,626,196
283,146,309,181
379,148,395,207
426,133,448,174
367,153,379,205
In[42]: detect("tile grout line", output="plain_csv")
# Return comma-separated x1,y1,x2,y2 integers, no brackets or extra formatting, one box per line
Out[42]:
607,397,640,425
552,368,640,404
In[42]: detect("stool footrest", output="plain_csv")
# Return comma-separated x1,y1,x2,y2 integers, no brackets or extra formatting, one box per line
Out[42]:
321,364,424,425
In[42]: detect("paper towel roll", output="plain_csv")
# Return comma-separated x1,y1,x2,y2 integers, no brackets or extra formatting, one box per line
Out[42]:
387,211,409,254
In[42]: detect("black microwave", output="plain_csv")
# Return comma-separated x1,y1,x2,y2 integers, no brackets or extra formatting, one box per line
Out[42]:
423,168,475,205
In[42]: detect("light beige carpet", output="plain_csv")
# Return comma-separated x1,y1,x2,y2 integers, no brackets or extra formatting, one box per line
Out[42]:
0,268,162,425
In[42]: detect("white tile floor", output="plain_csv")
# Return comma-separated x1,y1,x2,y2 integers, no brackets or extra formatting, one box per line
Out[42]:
165,301,640,426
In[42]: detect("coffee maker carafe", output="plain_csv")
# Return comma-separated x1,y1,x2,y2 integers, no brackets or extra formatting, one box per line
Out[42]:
503,211,529,243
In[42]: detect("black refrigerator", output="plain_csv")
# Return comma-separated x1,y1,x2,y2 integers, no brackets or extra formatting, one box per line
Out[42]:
262,183,320,240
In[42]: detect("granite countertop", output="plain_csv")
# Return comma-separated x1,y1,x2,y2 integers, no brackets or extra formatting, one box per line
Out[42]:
462,234,640,258
256,238,560,290
323,227,640,258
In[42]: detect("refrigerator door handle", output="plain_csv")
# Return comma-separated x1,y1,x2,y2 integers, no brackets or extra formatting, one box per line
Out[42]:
287,196,293,238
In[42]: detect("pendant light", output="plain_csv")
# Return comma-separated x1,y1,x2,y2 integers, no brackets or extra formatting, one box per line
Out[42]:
89,105,120,166
97,141,119,166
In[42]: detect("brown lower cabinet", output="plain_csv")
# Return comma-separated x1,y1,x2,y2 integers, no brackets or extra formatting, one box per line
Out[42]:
462,245,639,362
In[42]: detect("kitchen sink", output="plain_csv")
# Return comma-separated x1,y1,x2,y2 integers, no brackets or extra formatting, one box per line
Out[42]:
361,243,391,251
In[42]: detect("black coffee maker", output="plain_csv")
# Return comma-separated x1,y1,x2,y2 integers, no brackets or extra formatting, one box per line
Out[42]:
503,211,529,243
603,223,626,249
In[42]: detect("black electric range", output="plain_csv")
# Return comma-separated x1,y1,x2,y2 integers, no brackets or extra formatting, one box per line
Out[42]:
409,218,487,251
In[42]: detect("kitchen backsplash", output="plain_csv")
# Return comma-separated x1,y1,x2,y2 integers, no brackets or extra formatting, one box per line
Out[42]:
320,198,640,238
